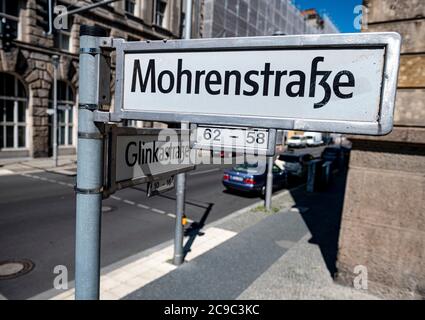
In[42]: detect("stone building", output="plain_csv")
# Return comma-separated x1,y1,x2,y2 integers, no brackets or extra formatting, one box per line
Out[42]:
336,0,425,299
0,0,183,158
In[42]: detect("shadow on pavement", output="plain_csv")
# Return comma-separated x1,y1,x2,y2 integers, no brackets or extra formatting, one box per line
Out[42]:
288,166,348,277
183,202,213,259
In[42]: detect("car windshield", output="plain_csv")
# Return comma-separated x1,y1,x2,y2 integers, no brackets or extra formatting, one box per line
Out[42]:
233,162,266,173
290,136,300,140
305,136,313,139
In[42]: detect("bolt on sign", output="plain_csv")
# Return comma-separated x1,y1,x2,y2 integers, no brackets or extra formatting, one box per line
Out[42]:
95,32,401,136
105,127,195,195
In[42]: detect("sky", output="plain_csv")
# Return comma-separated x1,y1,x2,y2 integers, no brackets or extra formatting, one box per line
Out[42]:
292,0,364,33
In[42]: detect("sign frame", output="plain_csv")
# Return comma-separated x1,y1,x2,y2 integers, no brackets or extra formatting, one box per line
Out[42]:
104,126,195,196
190,124,277,156
95,32,401,135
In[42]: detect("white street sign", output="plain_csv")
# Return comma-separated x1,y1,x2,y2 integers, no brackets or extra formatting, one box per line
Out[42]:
106,127,195,193
102,32,401,135
192,125,276,155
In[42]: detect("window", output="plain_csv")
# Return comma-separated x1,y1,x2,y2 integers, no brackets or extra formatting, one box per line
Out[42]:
0,0,20,43
125,0,136,15
0,73,27,149
154,0,167,27
49,81,75,146
54,17,73,51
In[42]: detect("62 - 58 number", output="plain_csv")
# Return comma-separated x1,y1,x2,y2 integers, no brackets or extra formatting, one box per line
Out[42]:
202,128,267,145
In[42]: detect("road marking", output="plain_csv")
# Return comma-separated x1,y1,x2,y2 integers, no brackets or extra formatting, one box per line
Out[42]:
189,168,220,176
20,172,196,225
47,227,237,300
151,208,165,214
0,169,14,176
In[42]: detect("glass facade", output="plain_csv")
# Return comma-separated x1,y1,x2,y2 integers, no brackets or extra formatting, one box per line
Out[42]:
202,0,339,38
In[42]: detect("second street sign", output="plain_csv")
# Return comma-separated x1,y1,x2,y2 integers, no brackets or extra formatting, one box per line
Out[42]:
98,32,401,135
105,127,195,195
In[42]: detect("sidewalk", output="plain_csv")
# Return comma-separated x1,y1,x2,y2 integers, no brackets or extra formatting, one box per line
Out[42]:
0,155,77,176
123,173,378,300
34,170,378,300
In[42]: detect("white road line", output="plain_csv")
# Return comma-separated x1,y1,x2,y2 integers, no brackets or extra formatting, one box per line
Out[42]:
21,172,195,224
0,169,14,176
151,208,165,214
189,167,220,176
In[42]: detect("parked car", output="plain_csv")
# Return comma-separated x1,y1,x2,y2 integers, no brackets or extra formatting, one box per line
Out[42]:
303,132,323,147
222,162,287,195
287,135,307,148
275,153,314,179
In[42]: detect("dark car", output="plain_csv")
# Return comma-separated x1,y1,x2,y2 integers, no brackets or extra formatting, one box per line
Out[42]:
275,153,314,179
222,162,287,195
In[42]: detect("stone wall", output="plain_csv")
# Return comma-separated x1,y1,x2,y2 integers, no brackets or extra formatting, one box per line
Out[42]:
0,0,183,158
335,0,425,299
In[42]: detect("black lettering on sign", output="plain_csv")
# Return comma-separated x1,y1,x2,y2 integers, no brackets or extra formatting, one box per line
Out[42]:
129,56,358,109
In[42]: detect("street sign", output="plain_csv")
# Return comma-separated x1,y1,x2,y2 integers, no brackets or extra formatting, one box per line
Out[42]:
191,124,276,156
147,176,175,197
105,126,195,194
97,32,401,135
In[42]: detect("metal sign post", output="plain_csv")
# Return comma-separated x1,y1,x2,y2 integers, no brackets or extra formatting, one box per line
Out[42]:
75,26,109,300
173,0,193,266
173,122,189,266
265,155,274,211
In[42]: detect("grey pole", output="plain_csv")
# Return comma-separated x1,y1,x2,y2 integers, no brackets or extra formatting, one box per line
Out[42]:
265,155,274,210
52,55,59,167
264,31,286,210
173,0,192,266
173,122,188,265
75,25,107,300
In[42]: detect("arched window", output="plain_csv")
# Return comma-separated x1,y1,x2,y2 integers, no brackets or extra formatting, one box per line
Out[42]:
49,81,75,146
0,73,27,149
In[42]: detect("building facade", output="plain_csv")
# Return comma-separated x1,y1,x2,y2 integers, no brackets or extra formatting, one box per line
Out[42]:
0,0,183,158
336,0,425,299
193,0,339,39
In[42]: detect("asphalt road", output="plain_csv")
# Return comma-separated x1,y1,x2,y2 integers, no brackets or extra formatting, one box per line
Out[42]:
0,144,326,300
0,163,271,300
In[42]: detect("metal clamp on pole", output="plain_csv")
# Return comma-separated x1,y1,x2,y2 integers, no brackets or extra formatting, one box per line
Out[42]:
75,25,108,300
74,186,104,195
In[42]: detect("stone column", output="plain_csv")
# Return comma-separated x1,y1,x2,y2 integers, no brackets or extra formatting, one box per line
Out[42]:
335,0,425,299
